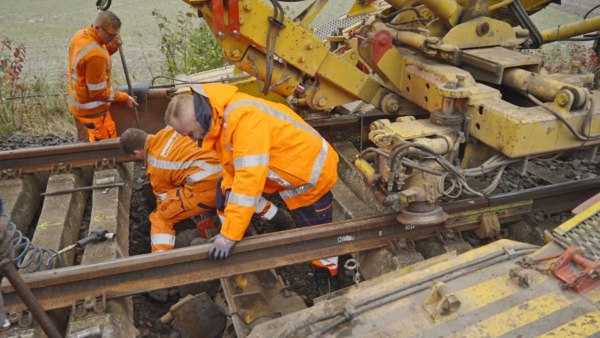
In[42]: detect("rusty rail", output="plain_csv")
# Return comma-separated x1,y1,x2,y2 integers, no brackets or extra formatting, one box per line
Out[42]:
0,112,388,176
1,177,599,313
0,139,134,175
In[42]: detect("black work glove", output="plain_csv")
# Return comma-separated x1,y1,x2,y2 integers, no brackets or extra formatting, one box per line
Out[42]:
208,233,237,260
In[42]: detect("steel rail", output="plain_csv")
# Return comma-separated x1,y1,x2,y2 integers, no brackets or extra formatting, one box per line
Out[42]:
0,111,388,175
1,213,425,312
0,139,134,174
1,178,599,313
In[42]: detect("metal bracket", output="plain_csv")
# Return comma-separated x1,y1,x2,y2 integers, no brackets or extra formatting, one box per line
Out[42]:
476,213,501,239
509,267,534,288
503,246,517,259
388,238,416,255
6,310,32,329
17,311,32,329
95,158,116,171
422,281,461,321
509,156,529,176
0,169,22,180
72,294,107,318
437,229,463,243
51,163,73,175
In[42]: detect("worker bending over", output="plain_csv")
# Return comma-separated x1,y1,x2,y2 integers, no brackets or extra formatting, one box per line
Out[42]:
166,84,341,295
120,126,294,252
119,127,222,252
68,10,137,142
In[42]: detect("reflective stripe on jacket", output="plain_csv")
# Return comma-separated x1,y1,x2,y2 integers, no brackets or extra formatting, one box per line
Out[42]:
67,26,128,117
192,84,339,241
145,126,222,199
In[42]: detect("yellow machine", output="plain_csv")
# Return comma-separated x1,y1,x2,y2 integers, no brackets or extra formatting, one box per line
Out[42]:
173,0,600,227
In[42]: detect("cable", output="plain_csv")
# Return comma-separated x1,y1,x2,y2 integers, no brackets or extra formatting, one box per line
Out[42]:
584,4,600,19
509,0,543,48
0,213,63,273
376,7,422,23
528,93,600,141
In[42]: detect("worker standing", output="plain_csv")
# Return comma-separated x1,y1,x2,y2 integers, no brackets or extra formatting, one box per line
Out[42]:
166,84,341,295
67,11,137,142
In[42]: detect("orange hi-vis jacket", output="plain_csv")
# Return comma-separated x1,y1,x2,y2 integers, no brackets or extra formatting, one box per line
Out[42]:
191,84,339,241
67,26,128,117
145,126,223,200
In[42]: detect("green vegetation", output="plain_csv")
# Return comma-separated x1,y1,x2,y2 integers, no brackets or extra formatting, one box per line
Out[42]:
0,38,75,136
152,10,227,78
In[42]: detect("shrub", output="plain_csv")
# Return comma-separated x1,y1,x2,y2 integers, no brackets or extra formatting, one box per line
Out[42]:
0,38,74,136
531,42,600,74
152,10,227,78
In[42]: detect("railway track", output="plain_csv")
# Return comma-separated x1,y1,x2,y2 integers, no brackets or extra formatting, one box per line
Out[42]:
0,140,598,337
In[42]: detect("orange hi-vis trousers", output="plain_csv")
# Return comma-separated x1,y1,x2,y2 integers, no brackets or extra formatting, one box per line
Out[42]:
76,112,117,142
149,187,216,252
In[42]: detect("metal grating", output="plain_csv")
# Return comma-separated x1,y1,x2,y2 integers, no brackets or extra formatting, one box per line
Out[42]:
313,15,370,40
555,211,600,260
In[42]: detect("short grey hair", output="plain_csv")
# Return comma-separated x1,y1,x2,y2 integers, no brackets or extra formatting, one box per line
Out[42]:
95,10,122,29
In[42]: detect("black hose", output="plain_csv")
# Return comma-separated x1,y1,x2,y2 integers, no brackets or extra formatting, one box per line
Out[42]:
584,4,600,19
509,0,543,48
377,7,423,23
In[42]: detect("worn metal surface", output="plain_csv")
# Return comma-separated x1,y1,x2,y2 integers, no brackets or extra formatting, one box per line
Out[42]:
249,239,600,338
553,201,600,260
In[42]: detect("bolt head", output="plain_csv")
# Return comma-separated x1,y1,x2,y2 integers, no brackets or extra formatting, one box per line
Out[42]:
243,3,252,11
305,42,314,50
556,92,569,106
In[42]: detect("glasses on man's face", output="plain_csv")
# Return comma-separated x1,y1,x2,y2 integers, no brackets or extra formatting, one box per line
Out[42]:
99,26,118,40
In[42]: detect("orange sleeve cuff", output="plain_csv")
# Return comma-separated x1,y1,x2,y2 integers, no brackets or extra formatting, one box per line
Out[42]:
114,91,129,102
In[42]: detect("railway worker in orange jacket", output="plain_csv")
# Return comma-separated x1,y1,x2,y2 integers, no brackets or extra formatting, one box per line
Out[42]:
68,10,138,142
166,83,341,295
119,126,223,252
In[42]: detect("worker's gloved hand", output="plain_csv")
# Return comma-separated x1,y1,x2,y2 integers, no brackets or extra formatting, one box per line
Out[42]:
126,95,139,109
208,233,237,260
114,35,123,46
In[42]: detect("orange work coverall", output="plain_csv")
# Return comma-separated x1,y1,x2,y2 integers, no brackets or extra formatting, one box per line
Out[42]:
191,83,339,242
146,127,222,252
67,26,128,142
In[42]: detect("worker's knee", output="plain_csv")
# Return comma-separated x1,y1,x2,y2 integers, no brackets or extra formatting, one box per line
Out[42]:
292,191,333,227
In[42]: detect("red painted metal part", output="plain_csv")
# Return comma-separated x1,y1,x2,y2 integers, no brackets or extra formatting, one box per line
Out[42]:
211,0,226,37
229,0,240,34
370,30,393,64
552,247,600,293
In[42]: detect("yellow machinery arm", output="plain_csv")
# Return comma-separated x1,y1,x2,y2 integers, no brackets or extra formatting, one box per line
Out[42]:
181,0,600,226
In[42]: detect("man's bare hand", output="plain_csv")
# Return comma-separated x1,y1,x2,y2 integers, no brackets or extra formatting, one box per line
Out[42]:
114,35,123,46
126,95,138,109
